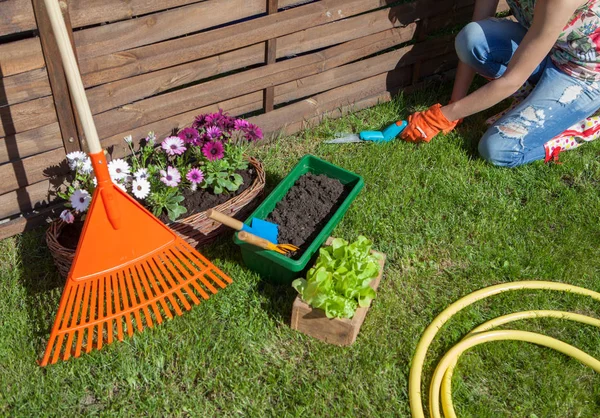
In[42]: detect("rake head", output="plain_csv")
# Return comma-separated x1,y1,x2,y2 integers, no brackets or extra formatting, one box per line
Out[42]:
40,160,232,366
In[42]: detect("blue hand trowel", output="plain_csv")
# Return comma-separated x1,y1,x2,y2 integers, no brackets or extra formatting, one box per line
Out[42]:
207,209,279,243
325,120,408,144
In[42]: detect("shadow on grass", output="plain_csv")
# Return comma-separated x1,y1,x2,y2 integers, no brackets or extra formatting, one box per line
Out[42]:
17,228,66,357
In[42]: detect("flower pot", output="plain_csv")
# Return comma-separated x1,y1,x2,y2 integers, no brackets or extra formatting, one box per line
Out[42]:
46,157,265,278
232,155,364,285
291,240,386,346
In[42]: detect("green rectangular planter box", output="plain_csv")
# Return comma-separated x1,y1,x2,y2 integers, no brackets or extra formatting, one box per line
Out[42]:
233,155,364,285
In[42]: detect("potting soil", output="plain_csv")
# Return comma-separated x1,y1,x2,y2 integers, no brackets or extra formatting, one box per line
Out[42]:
267,172,348,258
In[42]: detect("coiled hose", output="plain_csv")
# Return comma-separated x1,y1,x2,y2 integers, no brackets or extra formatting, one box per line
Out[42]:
408,281,600,418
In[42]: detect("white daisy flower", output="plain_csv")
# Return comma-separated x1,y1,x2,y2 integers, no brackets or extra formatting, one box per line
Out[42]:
124,134,133,144
108,158,131,180
134,168,149,180
70,189,91,212
59,209,75,224
131,178,151,200
66,151,87,171
80,157,93,175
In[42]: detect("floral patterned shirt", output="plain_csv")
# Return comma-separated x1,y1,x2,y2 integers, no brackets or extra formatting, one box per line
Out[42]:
507,0,600,83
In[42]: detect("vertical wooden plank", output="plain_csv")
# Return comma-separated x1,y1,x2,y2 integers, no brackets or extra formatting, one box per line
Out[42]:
32,0,82,154
263,0,278,113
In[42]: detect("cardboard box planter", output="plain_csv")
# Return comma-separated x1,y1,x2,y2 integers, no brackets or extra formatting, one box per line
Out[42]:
233,155,364,285
291,244,386,346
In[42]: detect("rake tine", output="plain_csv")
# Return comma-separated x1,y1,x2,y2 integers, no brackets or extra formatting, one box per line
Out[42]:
124,267,144,333
141,261,169,322
112,274,124,341
146,257,178,318
165,250,204,305
74,281,93,358
133,264,155,328
152,255,184,316
117,271,134,338
63,283,85,361
86,279,98,354
156,252,191,312
162,251,200,306
96,276,105,351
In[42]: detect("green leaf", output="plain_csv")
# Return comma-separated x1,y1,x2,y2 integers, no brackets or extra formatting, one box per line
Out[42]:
293,236,381,319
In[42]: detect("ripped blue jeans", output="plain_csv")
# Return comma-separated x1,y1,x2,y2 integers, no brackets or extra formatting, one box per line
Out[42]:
455,18,600,167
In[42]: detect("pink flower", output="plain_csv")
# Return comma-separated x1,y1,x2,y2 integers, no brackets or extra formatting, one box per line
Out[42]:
160,166,181,187
202,141,224,161
60,209,75,224
186,168,204,184
206,126,222,140
192,114,208,130
234,119,250,131
178,127,200,145
245,123,263,142
161,136,186,156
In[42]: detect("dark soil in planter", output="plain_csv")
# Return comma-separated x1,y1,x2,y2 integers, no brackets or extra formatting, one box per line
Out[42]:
57,167,256,251
266,172,350,258
157,167,256,224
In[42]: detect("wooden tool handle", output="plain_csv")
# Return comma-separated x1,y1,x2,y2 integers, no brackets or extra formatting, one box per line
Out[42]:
44,0,101,154
237,231,273,250
206,209,244,231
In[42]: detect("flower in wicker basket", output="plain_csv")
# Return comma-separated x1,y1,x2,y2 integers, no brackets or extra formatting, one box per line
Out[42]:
46,111,266,277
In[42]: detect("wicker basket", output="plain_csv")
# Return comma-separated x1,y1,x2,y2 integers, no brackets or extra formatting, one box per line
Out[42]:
46,157,266,278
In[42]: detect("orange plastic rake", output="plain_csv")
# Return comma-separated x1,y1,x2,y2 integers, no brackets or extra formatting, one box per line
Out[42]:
40,0,232,366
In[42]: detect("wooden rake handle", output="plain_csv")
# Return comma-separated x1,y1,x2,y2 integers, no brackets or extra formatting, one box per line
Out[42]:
206,209,244,231
44,0,101,154
237,231,275,251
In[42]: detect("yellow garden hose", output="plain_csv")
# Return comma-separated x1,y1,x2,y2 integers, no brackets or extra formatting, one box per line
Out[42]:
408,281,600,418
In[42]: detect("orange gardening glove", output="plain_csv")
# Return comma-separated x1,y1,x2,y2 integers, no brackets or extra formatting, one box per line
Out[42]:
400,103,458,143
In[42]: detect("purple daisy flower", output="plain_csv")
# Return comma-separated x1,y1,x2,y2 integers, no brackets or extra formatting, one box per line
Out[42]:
202,140,225,161
245,123,264,142
192,114,207,130
161,136,186,156
178,127,200,145
186,168,204,184
159,166,181,187
206,126,222,140
234,119,250,131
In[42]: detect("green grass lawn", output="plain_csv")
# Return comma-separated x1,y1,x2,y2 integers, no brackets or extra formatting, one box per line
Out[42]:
2,83,600,417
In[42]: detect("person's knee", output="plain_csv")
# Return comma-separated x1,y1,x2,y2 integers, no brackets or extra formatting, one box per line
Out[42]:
478,130,521,168
455,22,487,67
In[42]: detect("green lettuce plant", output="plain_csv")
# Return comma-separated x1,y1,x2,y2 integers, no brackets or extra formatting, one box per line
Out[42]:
292,236,382,319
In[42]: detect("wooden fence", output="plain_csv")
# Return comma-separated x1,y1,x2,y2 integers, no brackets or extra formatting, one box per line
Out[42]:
0,0,509,240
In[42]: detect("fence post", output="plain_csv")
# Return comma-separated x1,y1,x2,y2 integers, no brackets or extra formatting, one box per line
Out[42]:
263,0,278,113
31,0,82,154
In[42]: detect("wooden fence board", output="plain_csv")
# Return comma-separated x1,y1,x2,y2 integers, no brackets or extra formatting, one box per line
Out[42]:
74,0,267,60
0,96,57,138
68,0,305,29
92,27,409,139
0,123,63,164
0,204,59,241
0,38,45,77
86,44,265,114
78,0,387,86
0,0,36,36
0,179,56,220
84,2,410,113
84,3,412,112
0,147,66,196
0,68,52,106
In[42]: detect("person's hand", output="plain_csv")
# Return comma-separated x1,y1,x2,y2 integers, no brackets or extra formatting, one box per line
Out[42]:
401,104,459,143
